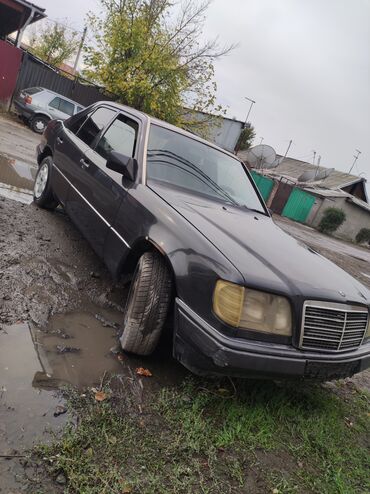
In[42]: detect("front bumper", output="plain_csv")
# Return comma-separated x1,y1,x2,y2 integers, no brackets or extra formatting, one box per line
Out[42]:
174,299,370,379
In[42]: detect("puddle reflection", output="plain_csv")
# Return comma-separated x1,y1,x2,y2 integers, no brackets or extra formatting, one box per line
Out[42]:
31,310,125,389
0,154,36,203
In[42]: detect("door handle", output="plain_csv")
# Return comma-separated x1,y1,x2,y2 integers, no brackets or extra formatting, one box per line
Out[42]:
80,158,90,168
56,136,63,144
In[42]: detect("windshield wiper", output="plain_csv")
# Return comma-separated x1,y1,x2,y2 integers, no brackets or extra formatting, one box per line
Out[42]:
243,206,265,214
148,149,240,207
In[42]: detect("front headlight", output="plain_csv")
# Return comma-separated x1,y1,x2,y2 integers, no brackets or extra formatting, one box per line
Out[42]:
366,316,370,339
213,280,292,336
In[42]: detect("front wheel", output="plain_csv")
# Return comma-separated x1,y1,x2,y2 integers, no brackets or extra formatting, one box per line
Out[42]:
120,251,173,356
33,157,59,210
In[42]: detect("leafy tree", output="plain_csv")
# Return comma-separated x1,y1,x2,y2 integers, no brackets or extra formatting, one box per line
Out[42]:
234,124,256,153
28,21,79,67
318,208,346,234
83,0,234,128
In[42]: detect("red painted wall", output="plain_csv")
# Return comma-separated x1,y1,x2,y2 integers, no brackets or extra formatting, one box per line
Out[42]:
0,40,22,110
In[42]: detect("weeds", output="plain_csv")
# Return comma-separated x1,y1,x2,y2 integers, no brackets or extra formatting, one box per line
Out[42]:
35,378,369,494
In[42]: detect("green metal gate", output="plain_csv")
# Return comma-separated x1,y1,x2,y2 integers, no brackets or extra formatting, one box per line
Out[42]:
282,188,315,223
250,171,274,202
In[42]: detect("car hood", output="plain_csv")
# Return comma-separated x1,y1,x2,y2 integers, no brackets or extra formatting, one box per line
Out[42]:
150,182,370,305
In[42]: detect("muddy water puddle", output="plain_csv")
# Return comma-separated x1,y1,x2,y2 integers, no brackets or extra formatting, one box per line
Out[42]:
0,307,185,445
0,307,185,489
0,154,36,204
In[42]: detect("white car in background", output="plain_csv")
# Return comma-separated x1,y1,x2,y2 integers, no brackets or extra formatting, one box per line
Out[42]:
14,87,84,134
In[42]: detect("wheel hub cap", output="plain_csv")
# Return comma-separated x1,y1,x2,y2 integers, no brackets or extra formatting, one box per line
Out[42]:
35,120,45,131
34,162,49,198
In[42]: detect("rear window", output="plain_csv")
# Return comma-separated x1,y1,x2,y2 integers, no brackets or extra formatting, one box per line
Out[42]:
24,87,42,95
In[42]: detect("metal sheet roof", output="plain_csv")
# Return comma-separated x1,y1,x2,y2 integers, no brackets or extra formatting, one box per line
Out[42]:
272,156,364,189
0,0,45,38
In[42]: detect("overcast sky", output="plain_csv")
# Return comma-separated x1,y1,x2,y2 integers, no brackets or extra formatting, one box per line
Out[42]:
33,0,369,188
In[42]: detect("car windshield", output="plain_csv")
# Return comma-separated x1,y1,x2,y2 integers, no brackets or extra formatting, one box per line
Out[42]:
146,124,265,212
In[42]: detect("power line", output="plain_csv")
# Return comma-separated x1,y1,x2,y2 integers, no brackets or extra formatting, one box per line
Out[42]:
38,17,85,35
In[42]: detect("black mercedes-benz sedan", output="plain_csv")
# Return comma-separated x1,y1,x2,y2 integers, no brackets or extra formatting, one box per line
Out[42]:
34,101,370,380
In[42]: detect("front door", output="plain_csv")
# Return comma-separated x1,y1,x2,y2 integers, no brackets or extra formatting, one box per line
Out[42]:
75,112,139,256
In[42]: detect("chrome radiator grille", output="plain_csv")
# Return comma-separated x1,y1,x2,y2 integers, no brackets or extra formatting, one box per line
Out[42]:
300,301,369,352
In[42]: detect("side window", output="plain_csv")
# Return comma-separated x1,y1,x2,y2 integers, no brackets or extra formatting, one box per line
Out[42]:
49,97,61,110
77,107,117,147
76,106,84,113
95,114,138,160
59,99,74,116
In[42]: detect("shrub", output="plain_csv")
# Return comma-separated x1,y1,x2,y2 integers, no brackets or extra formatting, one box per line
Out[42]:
355,228,370,245
318,208,346,234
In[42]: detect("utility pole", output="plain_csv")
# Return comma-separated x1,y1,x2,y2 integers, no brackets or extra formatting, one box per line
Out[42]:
315,155,321,178
349,149,361,174
259,137,264,144
244,97,256,128
73,26,87,74
312,150,316,166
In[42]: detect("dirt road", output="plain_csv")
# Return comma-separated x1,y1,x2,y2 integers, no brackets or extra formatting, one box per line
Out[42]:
0,113,369,492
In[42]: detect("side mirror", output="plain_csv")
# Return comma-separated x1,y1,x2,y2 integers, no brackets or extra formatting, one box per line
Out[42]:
106,151,137,181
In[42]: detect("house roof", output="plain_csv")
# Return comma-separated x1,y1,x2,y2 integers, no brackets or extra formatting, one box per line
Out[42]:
271,156,364,190
301,187,351,198
347,195,370,213
0,0,45,38
302,186,370,214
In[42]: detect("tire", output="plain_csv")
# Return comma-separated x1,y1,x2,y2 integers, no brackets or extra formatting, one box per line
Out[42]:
33,156,59,210
120,251,173,356
31,115,49,134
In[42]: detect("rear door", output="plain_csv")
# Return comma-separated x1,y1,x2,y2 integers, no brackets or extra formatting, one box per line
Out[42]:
75,112,139,256
58,98,75,119
47,97,65,120
48,96,75,120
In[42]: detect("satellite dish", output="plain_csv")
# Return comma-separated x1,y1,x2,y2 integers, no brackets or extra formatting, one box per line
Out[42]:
314,168,334,181
244,145,276,169
270,156,284,168
298,167,334,182
298,170,317,182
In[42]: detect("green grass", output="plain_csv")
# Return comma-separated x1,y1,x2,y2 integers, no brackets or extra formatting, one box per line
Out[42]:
35,378,369,494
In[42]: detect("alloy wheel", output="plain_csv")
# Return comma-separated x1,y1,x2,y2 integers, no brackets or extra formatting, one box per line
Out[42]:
34,162,49,198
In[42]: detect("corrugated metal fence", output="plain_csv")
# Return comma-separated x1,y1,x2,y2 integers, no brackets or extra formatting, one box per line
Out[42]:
250,171,274,202
0,40,22,110
13,52,116,107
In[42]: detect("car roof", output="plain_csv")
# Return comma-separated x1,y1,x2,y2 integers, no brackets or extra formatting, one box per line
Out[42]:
94,101,240,160
35,88,84,107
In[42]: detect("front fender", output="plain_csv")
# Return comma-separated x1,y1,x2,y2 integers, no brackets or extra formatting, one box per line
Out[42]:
108,184,244,334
